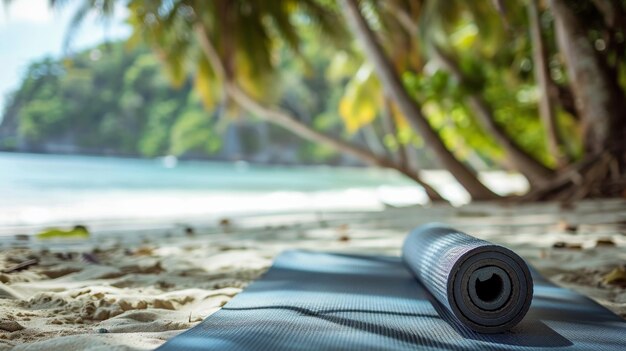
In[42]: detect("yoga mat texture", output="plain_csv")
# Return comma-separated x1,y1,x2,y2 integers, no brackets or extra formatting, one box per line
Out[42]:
159,230,626,350
402,224,533,333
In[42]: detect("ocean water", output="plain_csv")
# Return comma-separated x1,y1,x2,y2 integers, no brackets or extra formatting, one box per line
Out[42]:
0,152,423,229
0,152,528,230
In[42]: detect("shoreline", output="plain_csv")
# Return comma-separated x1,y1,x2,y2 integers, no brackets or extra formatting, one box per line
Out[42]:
1,200,625,350
0,152,532,230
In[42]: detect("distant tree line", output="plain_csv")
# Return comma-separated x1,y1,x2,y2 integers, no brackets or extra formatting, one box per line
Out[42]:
0,42,393,165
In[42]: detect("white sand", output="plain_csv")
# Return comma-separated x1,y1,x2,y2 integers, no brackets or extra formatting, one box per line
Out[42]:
1,199,625,350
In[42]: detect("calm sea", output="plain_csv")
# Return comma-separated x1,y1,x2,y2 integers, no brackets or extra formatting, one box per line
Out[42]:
0,152,528,230
0,152,429,229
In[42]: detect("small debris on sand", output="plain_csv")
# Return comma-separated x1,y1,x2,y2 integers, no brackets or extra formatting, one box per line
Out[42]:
596,238,617,247
1,259,39,273
603,267,626,287
0,201,624,349
0,320,25,332
552,242,583,250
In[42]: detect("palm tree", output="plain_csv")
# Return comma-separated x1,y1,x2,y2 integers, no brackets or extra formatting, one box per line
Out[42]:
372,0,626,200
339,0,499,200
378,0,556,187
429,45,555,186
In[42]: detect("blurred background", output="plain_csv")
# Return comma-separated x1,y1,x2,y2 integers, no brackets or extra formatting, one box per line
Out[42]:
1,0,625,229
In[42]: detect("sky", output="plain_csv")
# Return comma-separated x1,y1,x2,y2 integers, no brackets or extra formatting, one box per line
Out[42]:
0,0,131,112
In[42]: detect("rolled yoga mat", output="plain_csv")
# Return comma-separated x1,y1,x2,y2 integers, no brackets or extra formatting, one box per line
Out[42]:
402,224,533,333
158,228,626,350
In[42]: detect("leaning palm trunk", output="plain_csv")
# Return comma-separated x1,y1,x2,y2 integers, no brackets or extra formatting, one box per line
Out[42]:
431,46,555,187
386,3,554,187
193,23,445,202
339,0,499,201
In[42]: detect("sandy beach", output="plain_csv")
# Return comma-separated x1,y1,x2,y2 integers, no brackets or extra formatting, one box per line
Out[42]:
1,199,625,350
2,0,626,348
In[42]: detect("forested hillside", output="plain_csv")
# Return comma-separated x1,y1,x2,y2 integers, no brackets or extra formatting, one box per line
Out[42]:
0,42,378,165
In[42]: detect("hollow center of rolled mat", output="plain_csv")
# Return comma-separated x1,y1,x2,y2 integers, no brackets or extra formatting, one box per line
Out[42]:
476,273,502,302
468,266,511,311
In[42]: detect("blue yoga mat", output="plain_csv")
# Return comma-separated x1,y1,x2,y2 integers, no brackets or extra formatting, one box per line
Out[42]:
402,224,534,333
158,232,626,350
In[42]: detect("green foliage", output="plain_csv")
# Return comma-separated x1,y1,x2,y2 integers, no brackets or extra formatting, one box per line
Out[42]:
402,69,501,163
2,43,211,157
169,109,220,156
0,39,349,164
139,100,179,157
18,99,65,140
36,225,90,240
297,141,338,164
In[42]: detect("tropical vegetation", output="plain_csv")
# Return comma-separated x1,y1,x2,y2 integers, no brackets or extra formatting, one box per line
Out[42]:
0,42,363,164
2,0,625,202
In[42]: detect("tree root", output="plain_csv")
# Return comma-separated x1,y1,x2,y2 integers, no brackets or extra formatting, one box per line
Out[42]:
520,151,625,203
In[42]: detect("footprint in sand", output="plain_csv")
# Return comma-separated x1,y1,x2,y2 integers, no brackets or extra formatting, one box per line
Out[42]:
98,311,191,333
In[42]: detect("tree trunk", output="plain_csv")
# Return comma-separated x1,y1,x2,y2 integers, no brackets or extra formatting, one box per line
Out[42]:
590,0,626,78
431,46,555,186
380,95,408,169
591,0,617,29
520,0,626,201
527,0,567,166
547,78,578,120
380,3,545,182
340,0,499,200
549,0,626,155
193,22,446,202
